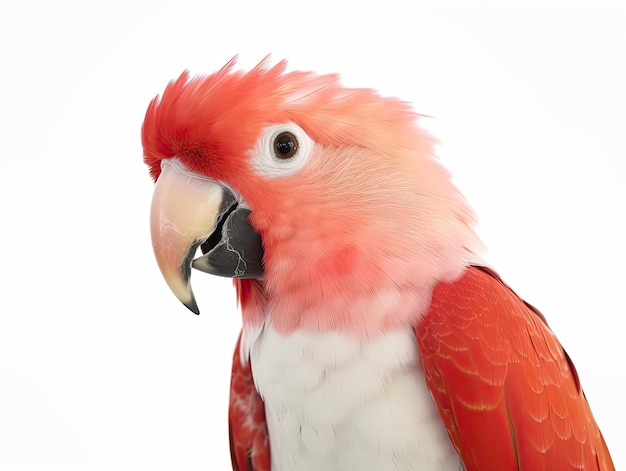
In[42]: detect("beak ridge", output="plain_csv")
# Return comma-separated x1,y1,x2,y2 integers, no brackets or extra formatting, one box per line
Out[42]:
150,158,234,314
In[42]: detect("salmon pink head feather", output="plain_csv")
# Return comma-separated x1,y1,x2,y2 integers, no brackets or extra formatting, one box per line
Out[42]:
142,58,482,336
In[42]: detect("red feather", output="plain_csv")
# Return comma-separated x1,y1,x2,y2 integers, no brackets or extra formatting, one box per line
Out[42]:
416,266,614,470
228,334,270,471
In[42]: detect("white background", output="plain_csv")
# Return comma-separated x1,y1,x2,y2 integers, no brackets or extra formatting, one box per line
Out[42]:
1,0,624,469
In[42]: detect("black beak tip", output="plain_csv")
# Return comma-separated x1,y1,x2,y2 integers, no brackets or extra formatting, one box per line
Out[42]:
184,299,200,315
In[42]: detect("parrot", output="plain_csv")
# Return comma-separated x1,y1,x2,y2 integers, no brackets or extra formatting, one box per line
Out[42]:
142,58,615,470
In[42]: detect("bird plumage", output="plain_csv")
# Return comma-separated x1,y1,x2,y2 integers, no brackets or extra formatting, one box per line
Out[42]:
143,58,615,470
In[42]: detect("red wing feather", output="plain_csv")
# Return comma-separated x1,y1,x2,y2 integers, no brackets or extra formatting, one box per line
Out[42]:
228,333,271,471
416,266,614,470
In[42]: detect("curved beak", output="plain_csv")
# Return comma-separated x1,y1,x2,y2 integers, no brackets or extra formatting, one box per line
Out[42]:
150,158,263,314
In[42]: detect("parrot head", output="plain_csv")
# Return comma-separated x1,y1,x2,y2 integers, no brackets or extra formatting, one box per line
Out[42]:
143,58,482,335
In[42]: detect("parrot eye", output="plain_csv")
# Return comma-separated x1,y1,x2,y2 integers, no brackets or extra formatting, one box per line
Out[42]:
252,123,314,178
273,132,298,159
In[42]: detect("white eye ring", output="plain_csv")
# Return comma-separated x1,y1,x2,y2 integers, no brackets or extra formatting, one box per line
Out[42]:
251,123,314,178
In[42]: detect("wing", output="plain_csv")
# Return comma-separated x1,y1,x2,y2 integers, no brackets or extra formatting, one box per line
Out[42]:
416,265,614,470
228,332,271,471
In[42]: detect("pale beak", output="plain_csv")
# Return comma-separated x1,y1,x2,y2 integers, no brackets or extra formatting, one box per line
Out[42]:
150,158,263,314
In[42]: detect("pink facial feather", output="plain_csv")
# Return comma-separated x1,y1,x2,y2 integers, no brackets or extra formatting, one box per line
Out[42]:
142,58,484,336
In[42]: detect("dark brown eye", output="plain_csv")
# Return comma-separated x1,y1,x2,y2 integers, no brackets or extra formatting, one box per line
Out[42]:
273,132,298,159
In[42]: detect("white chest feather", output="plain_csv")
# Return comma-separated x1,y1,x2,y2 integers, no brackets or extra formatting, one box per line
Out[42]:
249,326,461,471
